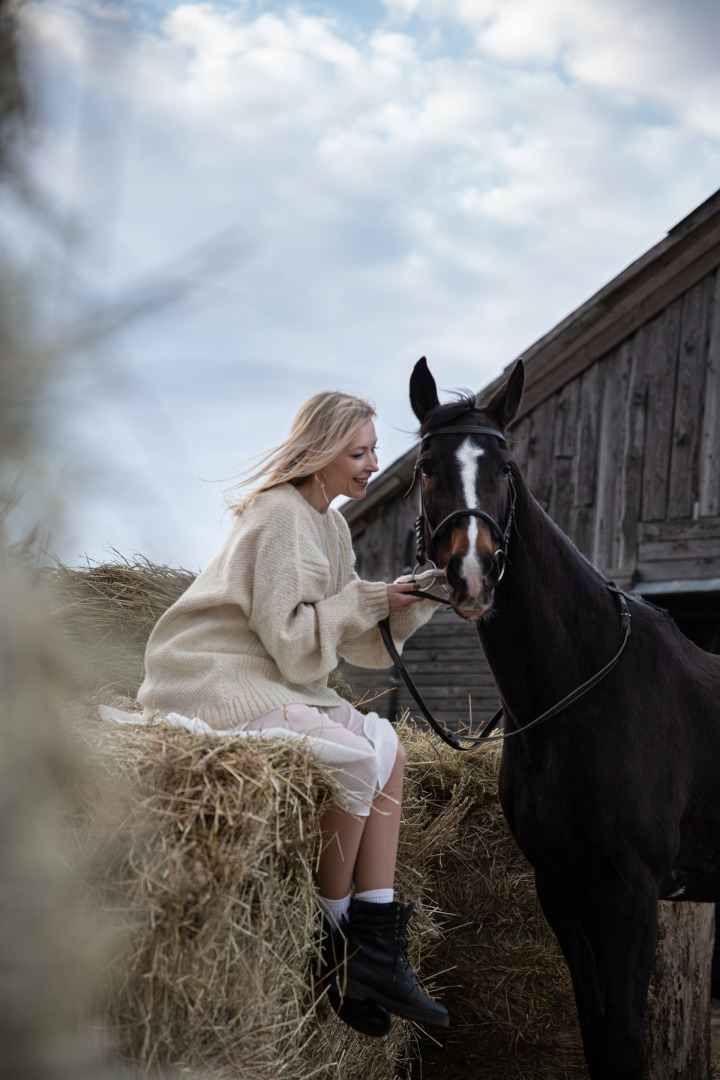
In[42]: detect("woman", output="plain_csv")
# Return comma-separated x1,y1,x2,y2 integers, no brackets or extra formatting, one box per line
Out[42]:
136,391,449,1036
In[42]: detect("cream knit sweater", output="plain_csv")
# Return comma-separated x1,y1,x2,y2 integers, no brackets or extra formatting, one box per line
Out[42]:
137,483,437,730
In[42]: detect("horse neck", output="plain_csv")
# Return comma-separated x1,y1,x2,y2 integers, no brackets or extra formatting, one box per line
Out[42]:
477,476,616,729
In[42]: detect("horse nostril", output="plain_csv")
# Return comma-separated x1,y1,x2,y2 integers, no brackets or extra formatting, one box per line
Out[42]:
482,553,501,589
446,553,464,590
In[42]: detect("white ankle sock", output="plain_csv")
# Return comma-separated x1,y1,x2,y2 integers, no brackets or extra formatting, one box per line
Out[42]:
354,888,394,904
319,892,351,928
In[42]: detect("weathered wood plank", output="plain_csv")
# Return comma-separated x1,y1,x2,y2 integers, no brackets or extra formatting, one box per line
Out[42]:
525,395,557,512
398,664,493,677
402,692,499,716
617,325,649,570
569,504,595,564
698,269,720,517
668,276,714,519
639,536,720,563
642,300,682,521
636,556,720,582
400,687,499,708
400,636,491,651
645,902,715,1080
640,516,720,542
354,497,419,582
394,673,497,689
509,415,532,476
637,516,720,580
550,379,580,534
573,363,602,508
592,342,632,569
398,655,497,670
400,639,494,652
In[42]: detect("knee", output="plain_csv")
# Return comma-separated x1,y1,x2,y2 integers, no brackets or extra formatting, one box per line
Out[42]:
393,741,406,774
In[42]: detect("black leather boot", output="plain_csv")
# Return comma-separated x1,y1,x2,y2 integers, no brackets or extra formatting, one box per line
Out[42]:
345,899,449,1027
317,915,392,1037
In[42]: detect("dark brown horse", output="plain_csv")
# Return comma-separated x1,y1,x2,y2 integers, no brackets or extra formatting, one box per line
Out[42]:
409,356,720,1080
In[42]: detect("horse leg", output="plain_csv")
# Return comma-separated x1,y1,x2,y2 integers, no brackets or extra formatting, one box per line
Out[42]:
535,864,658,1080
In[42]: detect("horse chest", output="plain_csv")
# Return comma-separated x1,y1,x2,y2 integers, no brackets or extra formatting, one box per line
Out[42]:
499,742,632,878
498,749,585,868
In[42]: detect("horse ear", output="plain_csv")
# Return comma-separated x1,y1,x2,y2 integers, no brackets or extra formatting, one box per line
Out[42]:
485,359,525,430
410,356,440,422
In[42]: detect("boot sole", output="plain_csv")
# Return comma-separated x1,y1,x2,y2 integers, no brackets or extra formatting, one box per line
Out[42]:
336,1001,392,1038
345,977,450,1028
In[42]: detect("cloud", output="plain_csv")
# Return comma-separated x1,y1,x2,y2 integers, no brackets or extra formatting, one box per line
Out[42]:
381,0,720,136
12,0,720,566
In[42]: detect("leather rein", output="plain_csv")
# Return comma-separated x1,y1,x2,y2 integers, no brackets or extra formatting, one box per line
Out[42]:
378,423,633,752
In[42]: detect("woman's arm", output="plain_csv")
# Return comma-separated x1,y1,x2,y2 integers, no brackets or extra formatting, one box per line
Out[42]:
336,570,444,670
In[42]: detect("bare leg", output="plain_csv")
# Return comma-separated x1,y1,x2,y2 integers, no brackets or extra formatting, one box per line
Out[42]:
354,742,405,892
316,743,406,899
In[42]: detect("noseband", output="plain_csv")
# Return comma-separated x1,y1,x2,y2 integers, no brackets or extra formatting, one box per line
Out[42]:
405,424,517,579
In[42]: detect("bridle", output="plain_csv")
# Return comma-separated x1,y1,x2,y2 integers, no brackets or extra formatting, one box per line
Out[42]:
378,421,633,752
406,423,516,577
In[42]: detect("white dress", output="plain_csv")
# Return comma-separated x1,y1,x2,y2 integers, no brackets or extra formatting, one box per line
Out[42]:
99,699,398,818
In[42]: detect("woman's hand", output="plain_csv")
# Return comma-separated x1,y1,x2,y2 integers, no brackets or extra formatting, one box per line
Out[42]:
387,582,424,613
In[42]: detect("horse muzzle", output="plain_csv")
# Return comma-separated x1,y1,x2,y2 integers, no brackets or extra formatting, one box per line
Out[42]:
445,549,504,620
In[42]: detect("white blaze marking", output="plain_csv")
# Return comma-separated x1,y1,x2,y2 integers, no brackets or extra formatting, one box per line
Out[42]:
456,439,485,596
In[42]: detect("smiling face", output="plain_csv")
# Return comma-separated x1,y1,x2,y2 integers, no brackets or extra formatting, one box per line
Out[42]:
318,419,379,504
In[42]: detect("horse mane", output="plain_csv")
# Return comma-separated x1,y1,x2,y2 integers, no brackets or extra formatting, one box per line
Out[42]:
418,391,479,438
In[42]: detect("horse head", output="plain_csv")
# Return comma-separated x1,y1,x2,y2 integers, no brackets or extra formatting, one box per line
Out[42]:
409,356,525,620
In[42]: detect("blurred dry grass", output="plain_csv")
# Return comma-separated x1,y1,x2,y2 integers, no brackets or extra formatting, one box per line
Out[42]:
0,4,171,1073
0,559,122,1079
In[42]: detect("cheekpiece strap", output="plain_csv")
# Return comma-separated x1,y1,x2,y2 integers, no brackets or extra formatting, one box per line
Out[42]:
414,515,427,565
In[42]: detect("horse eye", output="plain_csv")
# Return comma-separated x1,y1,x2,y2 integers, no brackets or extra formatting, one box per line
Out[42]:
501,463,513,477
420,462,434,479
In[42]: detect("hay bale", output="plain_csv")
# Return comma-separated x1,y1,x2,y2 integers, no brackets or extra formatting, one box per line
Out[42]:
74,705,423,1079
48,555,196,696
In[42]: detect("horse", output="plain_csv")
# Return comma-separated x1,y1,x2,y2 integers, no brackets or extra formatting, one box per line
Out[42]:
408,356,720,1080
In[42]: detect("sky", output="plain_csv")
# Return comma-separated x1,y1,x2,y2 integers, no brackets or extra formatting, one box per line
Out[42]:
5,0,720,571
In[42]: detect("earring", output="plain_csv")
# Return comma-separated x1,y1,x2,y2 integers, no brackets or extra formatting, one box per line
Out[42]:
314,472,330,507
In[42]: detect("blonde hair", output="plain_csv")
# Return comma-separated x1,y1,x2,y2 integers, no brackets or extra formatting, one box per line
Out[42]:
225,390,376,512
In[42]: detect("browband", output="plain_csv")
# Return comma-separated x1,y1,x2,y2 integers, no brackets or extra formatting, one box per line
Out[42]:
421,425,506,444
404,424,508,500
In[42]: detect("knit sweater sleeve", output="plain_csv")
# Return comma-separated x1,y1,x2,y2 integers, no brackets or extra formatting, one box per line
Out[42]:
245,496,389,686
336,575,438,669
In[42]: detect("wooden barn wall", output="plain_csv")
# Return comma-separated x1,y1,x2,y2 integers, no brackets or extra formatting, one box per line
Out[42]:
509,265,720,584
